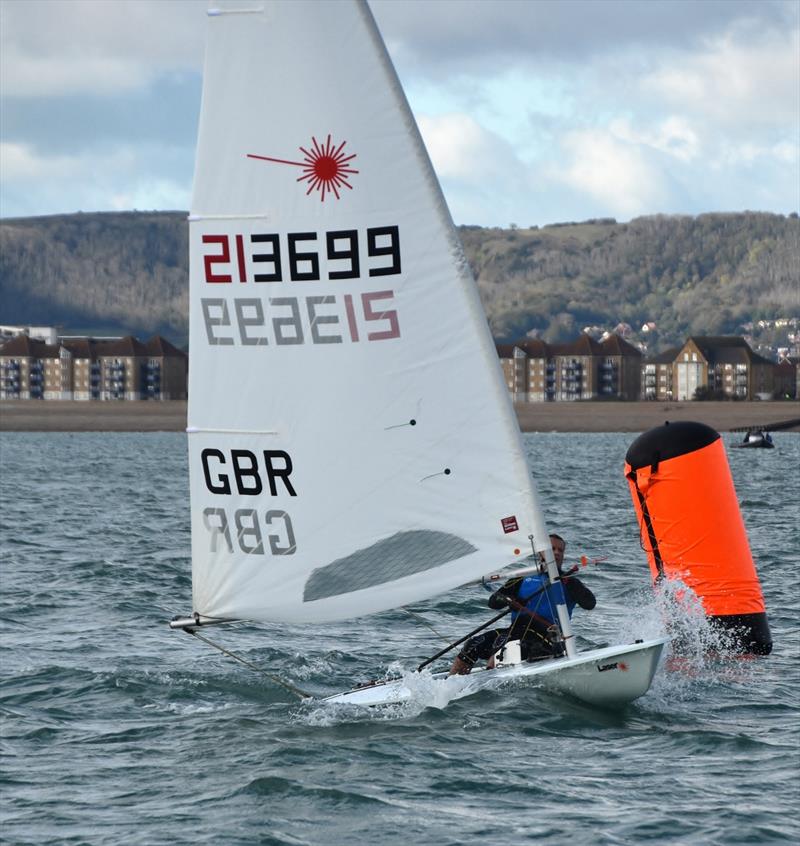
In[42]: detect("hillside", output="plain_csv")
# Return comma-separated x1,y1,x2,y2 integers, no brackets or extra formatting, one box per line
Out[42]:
0,212,188,341
463,214,798,349
1,210,797,352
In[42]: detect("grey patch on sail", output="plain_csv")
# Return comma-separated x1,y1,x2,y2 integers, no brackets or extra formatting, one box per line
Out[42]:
303,530,477,602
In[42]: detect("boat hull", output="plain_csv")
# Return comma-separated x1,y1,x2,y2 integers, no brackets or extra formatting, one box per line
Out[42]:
322,638,668,709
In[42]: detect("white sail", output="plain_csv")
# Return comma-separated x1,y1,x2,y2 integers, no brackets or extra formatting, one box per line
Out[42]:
187,0,551,624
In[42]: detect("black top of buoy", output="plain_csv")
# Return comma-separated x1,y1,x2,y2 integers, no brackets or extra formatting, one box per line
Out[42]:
626,420,720,471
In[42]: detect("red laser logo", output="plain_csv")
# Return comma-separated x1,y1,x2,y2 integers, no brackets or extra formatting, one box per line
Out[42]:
247,134,359,201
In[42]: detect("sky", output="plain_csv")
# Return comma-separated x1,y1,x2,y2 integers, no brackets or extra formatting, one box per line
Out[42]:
1,0,798,227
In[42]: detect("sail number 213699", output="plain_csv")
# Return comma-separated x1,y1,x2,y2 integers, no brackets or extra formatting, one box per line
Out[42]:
197,225,402,347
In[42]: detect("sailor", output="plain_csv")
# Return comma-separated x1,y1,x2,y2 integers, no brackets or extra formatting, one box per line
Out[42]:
449,534,596,675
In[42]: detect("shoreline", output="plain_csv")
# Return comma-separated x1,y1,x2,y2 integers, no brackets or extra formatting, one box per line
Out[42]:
513,400,799,433
1,399,798,434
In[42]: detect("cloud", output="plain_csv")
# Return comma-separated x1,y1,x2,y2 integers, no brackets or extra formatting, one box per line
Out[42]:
715,141,799,169
417,113,520,184
605,23,800,193
0,0,206,98
0,0,796,222
381,0,798,225
1,75,202,155
556,130,672,218
609,117,700,163
0,140,190,218
372,0,795,73
3,49,151,98
641,26,800,130
416,113,540,225
0,141,103,184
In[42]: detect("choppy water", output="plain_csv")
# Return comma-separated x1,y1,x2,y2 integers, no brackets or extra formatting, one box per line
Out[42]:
1,430,798,845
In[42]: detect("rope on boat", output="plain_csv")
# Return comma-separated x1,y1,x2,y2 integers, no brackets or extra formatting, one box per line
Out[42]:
184,628,313,701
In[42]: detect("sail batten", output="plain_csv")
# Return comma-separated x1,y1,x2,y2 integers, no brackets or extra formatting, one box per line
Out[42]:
208,7,265,16
187,427,280,435
188,0,550,624
188,214,274,222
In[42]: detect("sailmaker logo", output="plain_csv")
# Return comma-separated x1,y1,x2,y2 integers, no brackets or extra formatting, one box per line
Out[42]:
247,134,359,201
501,516,519,534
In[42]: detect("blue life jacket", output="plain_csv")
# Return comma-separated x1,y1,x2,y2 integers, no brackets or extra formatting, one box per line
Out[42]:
511,574,576,626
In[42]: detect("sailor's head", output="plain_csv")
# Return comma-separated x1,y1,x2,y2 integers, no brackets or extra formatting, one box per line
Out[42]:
549,533,566,567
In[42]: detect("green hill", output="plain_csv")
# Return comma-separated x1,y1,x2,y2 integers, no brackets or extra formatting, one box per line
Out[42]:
1,210,797,352
0,212,188,343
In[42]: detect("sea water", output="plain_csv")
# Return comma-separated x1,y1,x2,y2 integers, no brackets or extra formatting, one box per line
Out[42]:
1,430,798,845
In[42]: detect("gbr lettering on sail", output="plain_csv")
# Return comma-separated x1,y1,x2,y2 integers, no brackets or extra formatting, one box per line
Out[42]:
200,447,298,558
199,225,401,346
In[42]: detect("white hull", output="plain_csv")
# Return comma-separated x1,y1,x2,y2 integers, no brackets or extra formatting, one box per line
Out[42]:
323,638,668,709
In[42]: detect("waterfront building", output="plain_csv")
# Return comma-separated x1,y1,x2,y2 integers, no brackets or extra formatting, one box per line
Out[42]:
0,334,187,401
497,338,549,401
499,333,794,402
497,333,642,401
642,347,680,401
641,336,784,401
546,335,605,401
596,334,643,400
673,336,775,400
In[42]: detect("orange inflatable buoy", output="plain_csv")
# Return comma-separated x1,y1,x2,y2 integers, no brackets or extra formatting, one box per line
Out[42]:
625,421,772,654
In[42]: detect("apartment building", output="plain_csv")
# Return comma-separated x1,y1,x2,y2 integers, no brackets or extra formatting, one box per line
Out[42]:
500,333,795,402
498,334,642,401
642,336,784,401
0,334,187,400
595,334,644,400
673,336,776,400
546,335,604,401
642,347,680,400
497,339,549,401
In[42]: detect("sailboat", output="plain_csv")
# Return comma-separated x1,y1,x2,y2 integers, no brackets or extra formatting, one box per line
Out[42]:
170,0,666,708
